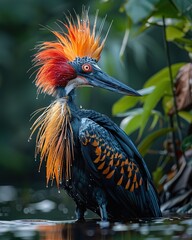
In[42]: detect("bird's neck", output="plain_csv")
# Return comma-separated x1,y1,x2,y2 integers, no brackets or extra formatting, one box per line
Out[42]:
56,88,78,111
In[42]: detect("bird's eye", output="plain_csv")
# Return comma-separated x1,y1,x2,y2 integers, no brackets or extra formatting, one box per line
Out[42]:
82,63,92,73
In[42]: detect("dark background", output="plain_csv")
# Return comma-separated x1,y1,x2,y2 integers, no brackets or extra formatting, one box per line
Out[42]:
0,0,189,186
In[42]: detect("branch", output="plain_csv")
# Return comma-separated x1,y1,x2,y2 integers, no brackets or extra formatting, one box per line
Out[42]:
162,16,183,171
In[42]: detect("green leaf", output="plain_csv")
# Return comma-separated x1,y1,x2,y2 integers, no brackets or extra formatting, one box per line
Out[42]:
138,128,173,156
144,63,186,88
150,112,161,130
185,46,192,53
166,26,185,41
139,80,171,137
124,0,160,24
179,111,192,123
172,0,192,21
120,113,142,135
138,86,155,95
176,19,192,33
112,96,140,115
154,0,183,18
120,109,162,135
153,166,163,187
118,107,144,117
174,37,192,52
181,134,192,151
112,86,155,115
175,37,192,45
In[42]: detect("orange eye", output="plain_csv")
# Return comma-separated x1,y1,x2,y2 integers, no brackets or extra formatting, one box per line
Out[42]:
82,63,92,73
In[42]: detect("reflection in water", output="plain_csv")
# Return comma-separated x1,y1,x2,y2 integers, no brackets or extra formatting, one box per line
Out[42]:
36,216,192,240
38,222,106,240
0,185,192,239
38,222,115,240
39,224,72,240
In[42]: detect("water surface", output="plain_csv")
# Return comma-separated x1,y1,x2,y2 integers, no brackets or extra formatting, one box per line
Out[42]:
0,185,191,239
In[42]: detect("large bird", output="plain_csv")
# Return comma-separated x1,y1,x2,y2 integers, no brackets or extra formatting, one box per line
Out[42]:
30,9,162,221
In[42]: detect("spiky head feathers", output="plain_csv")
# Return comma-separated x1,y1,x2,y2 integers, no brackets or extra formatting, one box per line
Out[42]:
34,10,107,96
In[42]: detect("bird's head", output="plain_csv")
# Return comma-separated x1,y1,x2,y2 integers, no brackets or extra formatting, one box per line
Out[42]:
33,10,140,98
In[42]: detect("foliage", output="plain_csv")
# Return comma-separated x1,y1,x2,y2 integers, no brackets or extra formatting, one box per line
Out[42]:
112,0,192,210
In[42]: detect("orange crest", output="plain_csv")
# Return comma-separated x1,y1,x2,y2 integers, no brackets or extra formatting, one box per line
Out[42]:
33,9,109,95
53,10,106,62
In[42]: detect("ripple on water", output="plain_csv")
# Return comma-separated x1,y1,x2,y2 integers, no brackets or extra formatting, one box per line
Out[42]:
0,215,192,240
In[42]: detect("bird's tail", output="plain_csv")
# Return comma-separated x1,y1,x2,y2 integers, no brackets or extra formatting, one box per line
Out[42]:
147,181,162,217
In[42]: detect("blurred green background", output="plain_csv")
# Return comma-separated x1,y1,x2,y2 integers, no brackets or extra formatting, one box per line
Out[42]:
0,0,189,186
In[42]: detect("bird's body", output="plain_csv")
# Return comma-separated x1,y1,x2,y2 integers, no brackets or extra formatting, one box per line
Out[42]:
30,9,162,221
59,96,161,221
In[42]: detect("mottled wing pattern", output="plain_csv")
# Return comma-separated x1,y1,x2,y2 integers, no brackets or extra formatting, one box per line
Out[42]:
79,118,143,192
79,109,151,181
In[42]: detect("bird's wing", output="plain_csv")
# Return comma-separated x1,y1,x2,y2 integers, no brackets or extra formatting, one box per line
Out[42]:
79,116,161,218
79,109,151,180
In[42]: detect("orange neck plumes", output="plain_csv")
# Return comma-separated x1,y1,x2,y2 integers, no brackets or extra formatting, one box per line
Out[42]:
30,99,74,187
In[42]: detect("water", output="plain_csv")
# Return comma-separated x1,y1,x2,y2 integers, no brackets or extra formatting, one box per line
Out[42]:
1,216,192,240
0,185,192,240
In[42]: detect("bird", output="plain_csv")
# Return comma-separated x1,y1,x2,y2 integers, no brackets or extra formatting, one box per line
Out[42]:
30,9,162,222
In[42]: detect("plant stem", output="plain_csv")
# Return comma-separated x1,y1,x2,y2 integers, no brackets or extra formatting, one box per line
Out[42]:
162,17,182,171
169,115,180,170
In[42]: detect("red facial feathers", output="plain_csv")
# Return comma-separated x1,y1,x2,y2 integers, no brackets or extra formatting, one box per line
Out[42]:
34,43,77,95
33,10,108,95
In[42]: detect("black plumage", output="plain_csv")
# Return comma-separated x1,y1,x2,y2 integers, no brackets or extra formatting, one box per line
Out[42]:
59,96,162,221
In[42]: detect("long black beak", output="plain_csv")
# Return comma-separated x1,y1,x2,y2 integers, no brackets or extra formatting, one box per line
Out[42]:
86,70,140,96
